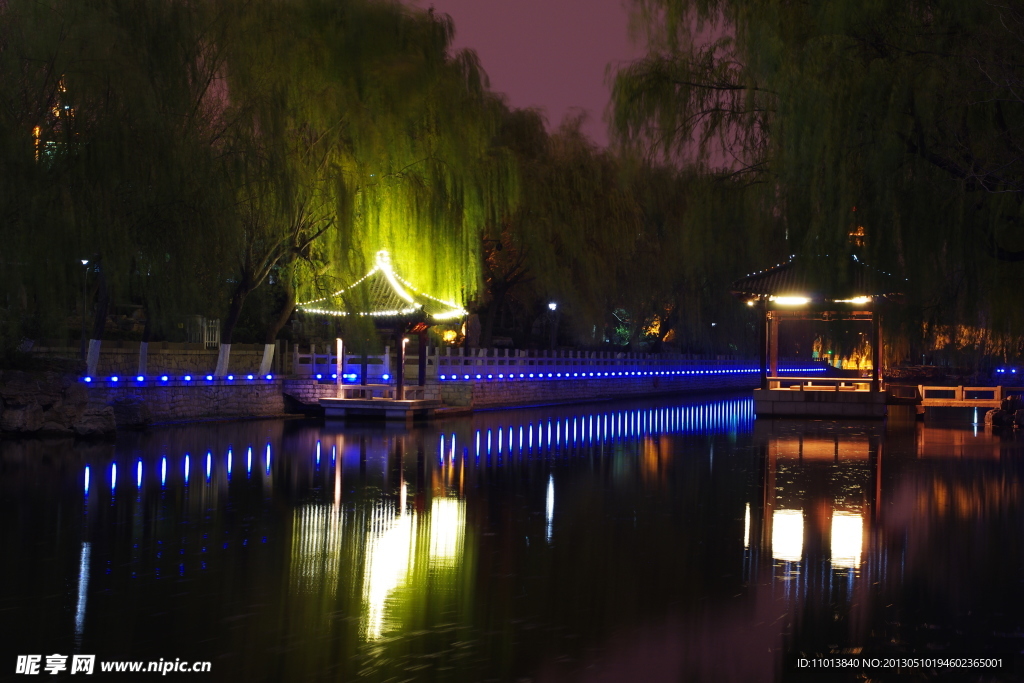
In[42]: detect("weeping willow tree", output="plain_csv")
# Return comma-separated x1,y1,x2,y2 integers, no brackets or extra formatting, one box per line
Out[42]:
615,0,1024,364
0,0,237,360
218,0,517,345
0,0,517,366
478,109,749,352
479,112,644,347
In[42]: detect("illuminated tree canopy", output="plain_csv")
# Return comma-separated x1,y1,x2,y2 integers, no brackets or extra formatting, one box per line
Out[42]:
0,0,516,356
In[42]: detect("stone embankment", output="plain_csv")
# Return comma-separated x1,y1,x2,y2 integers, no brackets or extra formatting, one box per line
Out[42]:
1,372,287,436
0,371,115,436
1,368,761,436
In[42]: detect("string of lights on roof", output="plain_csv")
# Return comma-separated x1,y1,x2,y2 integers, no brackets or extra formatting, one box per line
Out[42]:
736,253,905,306
296,250,466,321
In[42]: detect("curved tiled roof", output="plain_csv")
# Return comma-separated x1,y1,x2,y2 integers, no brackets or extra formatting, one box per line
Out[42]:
731,254,904,301
296,250,466,321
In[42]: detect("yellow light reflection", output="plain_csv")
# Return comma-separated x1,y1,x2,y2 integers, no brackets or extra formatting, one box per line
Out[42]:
772,509,803,562
290,504,343,596
429,497,465,566
363,504,416,640
830,512,863,569
743,503,750,549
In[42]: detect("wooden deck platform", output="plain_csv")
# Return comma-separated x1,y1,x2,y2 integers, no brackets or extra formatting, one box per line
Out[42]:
887,385,1024,409
755,377,887,418
320,397,442,421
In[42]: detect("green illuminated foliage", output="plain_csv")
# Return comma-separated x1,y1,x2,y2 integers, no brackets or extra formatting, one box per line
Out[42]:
616,0,1024,361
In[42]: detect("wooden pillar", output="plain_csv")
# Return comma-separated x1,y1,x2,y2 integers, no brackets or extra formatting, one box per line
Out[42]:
871,311,882,392
397,338,407,400
759,301,769,390
769,312,779,379
335,338,343,398
418,333,427,386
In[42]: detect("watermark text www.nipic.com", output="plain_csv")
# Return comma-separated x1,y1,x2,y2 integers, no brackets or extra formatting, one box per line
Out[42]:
16,655,212,675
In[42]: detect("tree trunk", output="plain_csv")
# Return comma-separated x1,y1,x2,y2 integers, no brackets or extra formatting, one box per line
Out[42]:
91,265,110,341
264,276,295,344
221,279,252,346
86,263,109,377
481,286,508,349
136,300,153,378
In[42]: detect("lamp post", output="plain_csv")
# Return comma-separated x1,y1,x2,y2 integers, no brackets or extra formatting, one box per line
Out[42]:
548,302,558,350
80,259,89,362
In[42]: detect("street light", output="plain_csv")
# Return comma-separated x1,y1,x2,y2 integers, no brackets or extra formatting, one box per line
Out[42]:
80,260,89,361
547,302,558,349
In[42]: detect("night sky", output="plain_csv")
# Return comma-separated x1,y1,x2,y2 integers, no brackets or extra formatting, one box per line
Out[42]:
410,0,644,147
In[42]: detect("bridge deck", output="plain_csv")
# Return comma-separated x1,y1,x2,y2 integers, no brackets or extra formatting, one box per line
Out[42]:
887,385,1024,409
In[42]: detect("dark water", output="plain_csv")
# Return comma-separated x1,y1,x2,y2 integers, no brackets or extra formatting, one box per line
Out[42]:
2,394,1024,682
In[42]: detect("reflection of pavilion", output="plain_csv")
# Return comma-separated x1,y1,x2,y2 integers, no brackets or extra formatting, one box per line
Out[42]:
285,429,468,642
747,421,881,570
743,421,884,653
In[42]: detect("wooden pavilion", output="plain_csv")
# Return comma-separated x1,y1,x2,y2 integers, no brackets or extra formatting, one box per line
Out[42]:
731,255,904,417
297,249,465,402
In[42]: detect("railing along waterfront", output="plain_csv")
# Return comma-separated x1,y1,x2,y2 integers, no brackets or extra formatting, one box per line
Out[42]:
294,345,828,382
888,384,1024,407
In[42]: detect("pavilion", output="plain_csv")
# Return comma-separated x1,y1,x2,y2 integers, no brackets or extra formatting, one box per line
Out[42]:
297,250,462,412
731,254,904,418
296,249,465,323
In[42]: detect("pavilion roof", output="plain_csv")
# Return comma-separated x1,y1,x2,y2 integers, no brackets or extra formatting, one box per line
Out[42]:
731,254,905,302
296,250,465,322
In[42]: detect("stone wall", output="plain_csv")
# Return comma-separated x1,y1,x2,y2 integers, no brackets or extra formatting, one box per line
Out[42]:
1,368,759,437
0,372,286,436
283,373,758,410
0,371,114,436
87,380,285,426
32,344,266,376
438,372,759,408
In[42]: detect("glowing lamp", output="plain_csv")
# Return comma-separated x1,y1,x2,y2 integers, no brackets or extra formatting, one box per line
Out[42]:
227,375,234,380
136,376,144,382
83,377,92,383
206,375,213,381
110,376,118,382
548,302,557,311
772,296,811,306
184,375,192,381
246,375,254,380
315,374,322,379
382,374,391,381
265,374,273,380
160,375,169,382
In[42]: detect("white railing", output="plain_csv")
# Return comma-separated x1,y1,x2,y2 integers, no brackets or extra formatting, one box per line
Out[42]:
185,315,220,349
291,345,800,381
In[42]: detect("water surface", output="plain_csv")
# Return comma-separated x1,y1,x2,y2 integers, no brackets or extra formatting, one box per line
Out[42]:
2,395,1023,681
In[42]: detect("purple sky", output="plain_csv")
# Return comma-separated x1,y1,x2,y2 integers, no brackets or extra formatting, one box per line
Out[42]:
410,0,646,147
